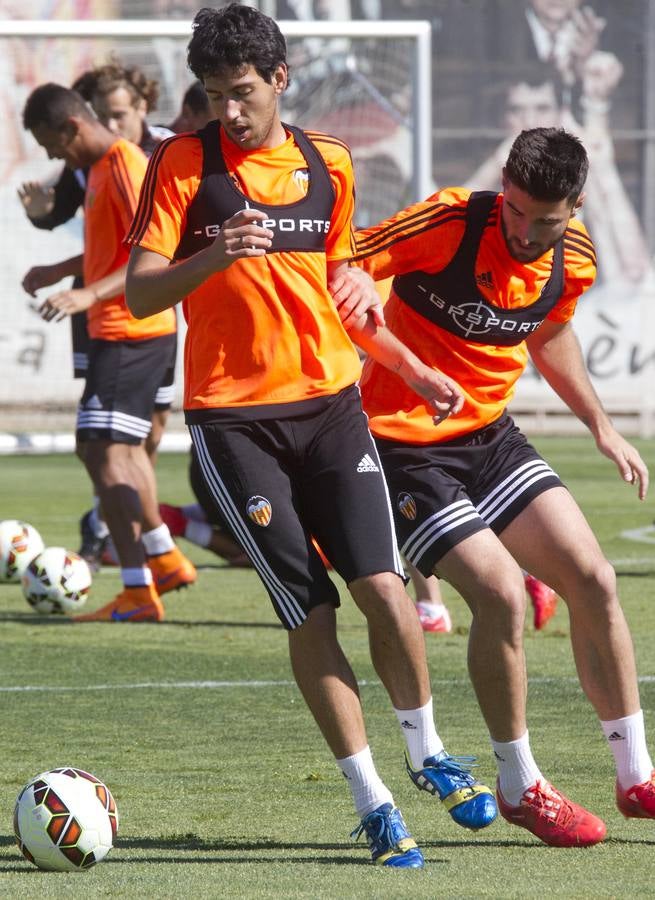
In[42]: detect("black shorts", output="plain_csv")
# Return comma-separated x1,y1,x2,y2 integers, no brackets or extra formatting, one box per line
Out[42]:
188,385,405,630
376,414,563,576
76,333,177,445
153,358,177,412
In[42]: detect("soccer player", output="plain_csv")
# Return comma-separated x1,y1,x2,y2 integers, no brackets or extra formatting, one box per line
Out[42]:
124,3,497,868
19,63,179,571
341,126,654,846
22,82,196,622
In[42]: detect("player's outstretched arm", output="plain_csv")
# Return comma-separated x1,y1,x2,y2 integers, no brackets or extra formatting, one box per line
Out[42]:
527,318,649,499
328,264,462,423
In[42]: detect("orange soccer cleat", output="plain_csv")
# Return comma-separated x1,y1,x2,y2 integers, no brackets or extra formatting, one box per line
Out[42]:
616,771,655,818
74,583,164,622
147,545,197,594
497,779,606,847
525,574,558,630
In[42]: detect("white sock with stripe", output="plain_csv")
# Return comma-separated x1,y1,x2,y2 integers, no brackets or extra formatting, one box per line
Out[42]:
336,745,394,819
601,710,653,790
492,731,543,806
394,697,444,769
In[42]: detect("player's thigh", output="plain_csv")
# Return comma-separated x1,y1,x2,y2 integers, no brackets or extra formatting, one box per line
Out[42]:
299,391,404,584
500,486,609,596
189,421,339,630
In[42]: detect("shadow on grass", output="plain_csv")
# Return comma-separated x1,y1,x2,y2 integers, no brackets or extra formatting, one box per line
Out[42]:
2,833,655,871
0,613,281,630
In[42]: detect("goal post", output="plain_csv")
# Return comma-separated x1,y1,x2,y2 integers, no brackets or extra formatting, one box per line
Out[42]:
0,18,432,423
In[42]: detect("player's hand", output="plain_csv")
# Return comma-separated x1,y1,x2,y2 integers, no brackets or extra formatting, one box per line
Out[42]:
22,264,67,297
596,430,649,500
17,181,55,219
208,208,272,269
406,363,464,425
329,267,385,330
34,287,97,322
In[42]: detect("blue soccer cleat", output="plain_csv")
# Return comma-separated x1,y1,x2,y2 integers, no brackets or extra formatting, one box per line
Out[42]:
406,751,498,830
351,802,425,868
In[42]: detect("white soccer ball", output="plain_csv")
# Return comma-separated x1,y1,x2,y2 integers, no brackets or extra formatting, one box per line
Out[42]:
14,767,118,871
0,519,45,583
21,548,92,615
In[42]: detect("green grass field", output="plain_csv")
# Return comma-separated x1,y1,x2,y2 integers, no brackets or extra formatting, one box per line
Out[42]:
1,438,654,898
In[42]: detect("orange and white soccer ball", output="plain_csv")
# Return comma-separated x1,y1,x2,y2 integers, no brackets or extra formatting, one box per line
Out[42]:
14,767,118,871
0,519,44,583
21,547,92,615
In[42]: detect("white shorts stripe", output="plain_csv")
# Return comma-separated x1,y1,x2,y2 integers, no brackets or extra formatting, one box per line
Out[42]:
367,437,405,577
77,408,151,438
477,460,557,523
402,504,481,564
190,425,306,629
155,384,176,405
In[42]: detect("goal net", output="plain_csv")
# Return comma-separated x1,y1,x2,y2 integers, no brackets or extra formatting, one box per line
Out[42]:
0,18,431,419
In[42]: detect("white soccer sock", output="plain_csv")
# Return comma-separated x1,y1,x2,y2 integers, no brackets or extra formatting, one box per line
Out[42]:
121,567,153,588
336,745,394,819
142,523,175,556
393,697,444,770
185,519,213,549
491,732,543,806
601,710,653,790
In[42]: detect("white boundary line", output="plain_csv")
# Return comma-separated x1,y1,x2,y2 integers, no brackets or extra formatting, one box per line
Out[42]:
2,676,655,693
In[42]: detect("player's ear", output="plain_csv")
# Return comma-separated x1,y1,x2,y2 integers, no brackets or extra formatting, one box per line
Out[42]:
272,63,287,95
572,192,585,216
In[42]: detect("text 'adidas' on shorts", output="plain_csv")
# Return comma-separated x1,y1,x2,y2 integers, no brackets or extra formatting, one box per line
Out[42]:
375,414,563,576
188,385,405,630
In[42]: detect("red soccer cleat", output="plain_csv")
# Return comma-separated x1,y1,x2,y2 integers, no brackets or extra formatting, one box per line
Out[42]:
416,601,452,633
616,771,655,818
497,779,606,847
159,503,188,538
525,574,558,630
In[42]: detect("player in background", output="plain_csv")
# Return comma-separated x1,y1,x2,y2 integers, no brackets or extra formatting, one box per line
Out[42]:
168,80,213,133
22,83,196,621
18,62,180,572
124,3,498,868
337,126,654,846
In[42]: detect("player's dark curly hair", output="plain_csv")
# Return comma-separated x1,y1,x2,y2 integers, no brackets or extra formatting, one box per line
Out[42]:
505,127,588,204
23,82,95,132
187,4,287,84
92,59,161,112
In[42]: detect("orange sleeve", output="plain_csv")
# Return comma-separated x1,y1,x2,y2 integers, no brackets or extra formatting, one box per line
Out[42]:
547,219,598,323
307,134,356,263
352,186,471,280
127,134,202,259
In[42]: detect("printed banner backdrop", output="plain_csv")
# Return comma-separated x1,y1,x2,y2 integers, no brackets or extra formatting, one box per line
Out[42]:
0,1,654,428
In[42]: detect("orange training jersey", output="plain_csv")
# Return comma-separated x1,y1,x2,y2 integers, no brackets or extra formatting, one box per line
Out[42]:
84,137,176,341
127,125,361,410
354,187,596,444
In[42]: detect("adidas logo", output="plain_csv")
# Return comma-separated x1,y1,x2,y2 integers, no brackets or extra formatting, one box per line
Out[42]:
85,394,103,410
400,720,417,730
356,453,380,473
607,731,625,742
475,270,494,289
